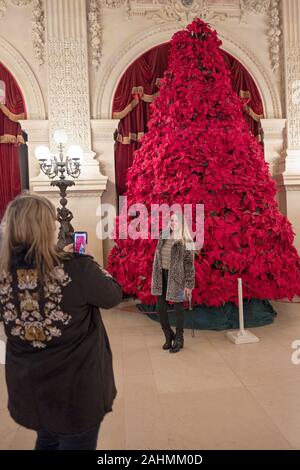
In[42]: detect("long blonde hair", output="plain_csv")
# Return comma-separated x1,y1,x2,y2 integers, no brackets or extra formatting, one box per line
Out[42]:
168,211,195,251
0,192,67,278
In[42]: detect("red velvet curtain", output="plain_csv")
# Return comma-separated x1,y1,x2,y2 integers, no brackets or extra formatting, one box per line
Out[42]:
112,43,264,203
222,52,264,138
0,61,26,220
113,44,169,199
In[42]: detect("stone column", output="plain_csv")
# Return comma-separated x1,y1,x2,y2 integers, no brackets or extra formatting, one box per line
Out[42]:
91,119,119,263
281,0,300,250
261,119,287,176
260,118,286,212
31,0,107,263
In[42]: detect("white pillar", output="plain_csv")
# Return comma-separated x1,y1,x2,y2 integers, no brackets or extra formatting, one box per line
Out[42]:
281,0,300,252
29,0,108,264
282,0,300,155
91,119,119,263
261,118,286,176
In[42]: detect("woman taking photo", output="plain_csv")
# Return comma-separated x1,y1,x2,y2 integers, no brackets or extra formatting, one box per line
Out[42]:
151,212,195,353
0,193,122,450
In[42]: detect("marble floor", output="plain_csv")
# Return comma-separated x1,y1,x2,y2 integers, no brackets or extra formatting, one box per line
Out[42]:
1,299,300,450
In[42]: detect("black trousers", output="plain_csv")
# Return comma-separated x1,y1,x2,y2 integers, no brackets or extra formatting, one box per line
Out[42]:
156,268,184,333
35,424,100,450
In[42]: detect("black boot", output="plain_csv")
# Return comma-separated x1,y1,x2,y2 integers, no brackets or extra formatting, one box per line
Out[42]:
170,330,184,353
162,328,175,350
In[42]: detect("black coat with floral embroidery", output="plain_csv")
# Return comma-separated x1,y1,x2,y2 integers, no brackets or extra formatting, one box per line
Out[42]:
0,252,122,434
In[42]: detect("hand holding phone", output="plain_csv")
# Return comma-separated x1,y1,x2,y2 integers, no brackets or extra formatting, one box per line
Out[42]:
73,231,88,255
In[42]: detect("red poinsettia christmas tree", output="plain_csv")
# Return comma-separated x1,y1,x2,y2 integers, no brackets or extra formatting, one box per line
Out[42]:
107,18,300,307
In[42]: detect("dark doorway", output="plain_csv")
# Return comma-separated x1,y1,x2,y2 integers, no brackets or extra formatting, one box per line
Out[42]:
19,131,29,190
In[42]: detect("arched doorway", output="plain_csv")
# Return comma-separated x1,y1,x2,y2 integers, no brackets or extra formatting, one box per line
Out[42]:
0,61,27,219
112,43,264,202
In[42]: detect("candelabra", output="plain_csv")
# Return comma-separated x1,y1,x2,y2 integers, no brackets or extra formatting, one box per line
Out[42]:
35,130,82,249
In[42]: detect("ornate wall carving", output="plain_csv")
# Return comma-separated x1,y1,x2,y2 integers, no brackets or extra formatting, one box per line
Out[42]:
46,0,92,151
31,0,45,66
281,0,300,153
48,38,91,151
93,23,282,120
0,0,283,85
241,0,282,74
88,0,130,69
0,1,7,18
286,47,300,150
103,0,127,6
0,0,45,64
88,0,102,70
10,0,33,5
135,0,229,23
0,35,45,118
240,0,271,15
92,0,282,73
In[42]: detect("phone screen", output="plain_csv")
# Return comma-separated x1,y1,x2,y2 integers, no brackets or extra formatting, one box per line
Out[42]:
73,232,88,254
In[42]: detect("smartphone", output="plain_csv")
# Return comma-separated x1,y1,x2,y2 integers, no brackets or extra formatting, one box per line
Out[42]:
73,231,88,255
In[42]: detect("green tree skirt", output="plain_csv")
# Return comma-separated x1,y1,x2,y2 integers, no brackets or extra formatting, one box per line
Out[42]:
137,299,277,331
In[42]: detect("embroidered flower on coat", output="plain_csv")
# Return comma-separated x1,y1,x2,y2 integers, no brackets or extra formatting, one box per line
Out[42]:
0,272,13,303
0,265,72,349
17,269,38,290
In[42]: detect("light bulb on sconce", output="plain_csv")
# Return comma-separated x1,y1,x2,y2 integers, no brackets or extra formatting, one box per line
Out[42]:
34,145,51,161
34,145,58,179
53,129,68,145
67,145,83,161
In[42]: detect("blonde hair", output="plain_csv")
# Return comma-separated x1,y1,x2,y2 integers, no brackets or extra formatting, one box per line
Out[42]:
168,211,195,251
0,192,67,278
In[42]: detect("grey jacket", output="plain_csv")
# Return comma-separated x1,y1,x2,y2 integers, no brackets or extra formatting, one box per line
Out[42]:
151,233,195,302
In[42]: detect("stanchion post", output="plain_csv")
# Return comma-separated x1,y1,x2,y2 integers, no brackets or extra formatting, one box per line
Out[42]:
226,278,260,345
238,278,245,333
